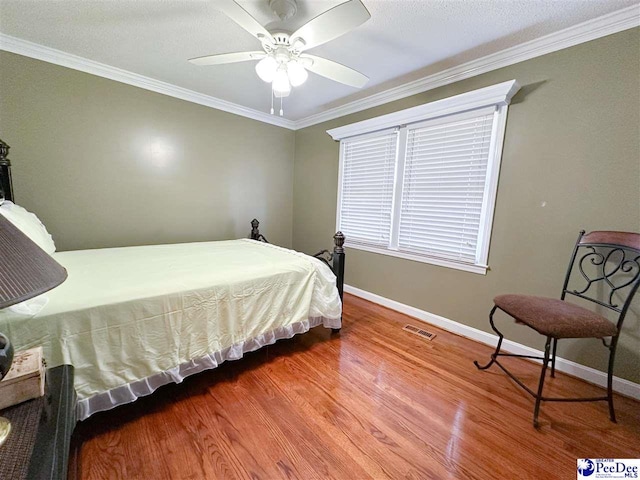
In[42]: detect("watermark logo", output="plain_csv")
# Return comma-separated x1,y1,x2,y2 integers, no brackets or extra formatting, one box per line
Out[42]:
578,459,640,479
578,459,595,477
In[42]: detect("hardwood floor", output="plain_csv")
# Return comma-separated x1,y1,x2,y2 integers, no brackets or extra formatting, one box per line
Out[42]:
70,294,640,479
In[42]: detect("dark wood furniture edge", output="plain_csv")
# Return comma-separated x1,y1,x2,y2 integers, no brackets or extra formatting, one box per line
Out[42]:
250,219,345,333
27,365,76,480
0,139,14,202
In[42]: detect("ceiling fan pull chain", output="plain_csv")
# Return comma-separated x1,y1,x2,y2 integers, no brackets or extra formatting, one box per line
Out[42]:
280,96,284,116
270,88,275,115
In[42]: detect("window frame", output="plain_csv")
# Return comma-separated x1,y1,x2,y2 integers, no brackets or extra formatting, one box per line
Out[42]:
329,80,521,275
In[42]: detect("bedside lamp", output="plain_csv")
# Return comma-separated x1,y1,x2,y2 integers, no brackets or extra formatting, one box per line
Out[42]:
0,212,68,446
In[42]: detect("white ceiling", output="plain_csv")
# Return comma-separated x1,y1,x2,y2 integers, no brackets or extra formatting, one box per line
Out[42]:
0,0,636,121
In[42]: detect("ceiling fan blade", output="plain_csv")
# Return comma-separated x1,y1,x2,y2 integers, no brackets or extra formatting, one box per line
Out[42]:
290,0,370,51
216,0,275,46
189,51,265,66
301,54,368,88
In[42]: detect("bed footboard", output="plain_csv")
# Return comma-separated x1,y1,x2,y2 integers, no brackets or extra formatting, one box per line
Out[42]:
250,219,345,332
311,232,345,302
313,233,345,334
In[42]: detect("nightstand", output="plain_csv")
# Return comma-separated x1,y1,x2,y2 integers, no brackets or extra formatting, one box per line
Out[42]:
0,365,76,480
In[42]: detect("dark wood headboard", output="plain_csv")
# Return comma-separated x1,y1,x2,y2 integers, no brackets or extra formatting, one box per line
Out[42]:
0,139,14,202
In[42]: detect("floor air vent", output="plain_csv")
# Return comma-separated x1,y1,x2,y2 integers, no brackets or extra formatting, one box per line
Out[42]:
403,324,436,341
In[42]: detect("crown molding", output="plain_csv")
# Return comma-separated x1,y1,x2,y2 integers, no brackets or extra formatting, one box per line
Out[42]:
0,33,296,130
294,5,640,130
1,5,637,132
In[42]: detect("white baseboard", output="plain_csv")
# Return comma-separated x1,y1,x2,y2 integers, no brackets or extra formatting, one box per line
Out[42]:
344,284,640,401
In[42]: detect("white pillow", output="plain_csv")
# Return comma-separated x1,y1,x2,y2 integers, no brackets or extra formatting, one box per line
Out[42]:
8,295,49,317
0,201,56,254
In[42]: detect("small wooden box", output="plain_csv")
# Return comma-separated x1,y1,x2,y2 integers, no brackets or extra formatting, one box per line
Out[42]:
0,347,45,410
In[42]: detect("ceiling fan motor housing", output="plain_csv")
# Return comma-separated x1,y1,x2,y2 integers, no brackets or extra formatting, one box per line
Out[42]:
269,0,297,21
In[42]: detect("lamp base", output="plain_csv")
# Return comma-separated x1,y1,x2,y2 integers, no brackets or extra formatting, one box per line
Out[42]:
0,416,10,447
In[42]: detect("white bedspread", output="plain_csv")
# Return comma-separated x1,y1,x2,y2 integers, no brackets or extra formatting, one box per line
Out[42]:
0,239,342,420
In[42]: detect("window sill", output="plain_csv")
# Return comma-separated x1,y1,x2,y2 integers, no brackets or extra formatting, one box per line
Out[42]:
345,242,488,275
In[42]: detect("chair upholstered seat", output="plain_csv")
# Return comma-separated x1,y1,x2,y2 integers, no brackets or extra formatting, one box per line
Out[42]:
477,231,640,427
494,294,618,339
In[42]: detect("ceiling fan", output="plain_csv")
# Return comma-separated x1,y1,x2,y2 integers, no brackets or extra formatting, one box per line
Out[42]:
189,0,371,115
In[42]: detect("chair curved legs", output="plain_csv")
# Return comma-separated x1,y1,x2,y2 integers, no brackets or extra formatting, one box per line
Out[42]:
474,305,615,428
533,337,552,427
473,230,640,427
607,336,619,423
551,338,558,378
474,306,502,370
474,307,552,427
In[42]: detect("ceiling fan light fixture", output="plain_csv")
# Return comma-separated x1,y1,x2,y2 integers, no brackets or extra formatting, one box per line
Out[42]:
194,0,372,114
272,66,291,97
255,55,278,83
287,60,308,87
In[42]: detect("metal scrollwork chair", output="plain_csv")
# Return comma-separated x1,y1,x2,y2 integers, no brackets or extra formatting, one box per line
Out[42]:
474,231,640,427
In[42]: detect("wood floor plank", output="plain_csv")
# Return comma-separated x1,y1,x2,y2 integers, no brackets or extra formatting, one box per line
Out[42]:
72,294,640,479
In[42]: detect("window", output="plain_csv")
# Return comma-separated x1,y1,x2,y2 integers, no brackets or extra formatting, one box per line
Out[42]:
339,129,397,248
329,80,520,274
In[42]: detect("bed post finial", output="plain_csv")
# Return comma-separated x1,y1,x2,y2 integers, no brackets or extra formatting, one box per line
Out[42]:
0,140,9,161
0,139,13,203
251,219,260,239
333,231,345,254
250,219,268,243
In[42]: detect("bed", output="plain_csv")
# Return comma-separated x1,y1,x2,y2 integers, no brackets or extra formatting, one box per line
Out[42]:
0,151,345,421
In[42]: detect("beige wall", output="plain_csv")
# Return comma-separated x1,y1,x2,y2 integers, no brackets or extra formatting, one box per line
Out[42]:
292,28,640,383
0,51,295,251
1,29,638,383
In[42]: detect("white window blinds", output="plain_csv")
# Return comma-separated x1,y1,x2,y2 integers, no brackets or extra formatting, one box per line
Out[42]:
338,130,398,248
330,80,519,274
398,109,495,264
